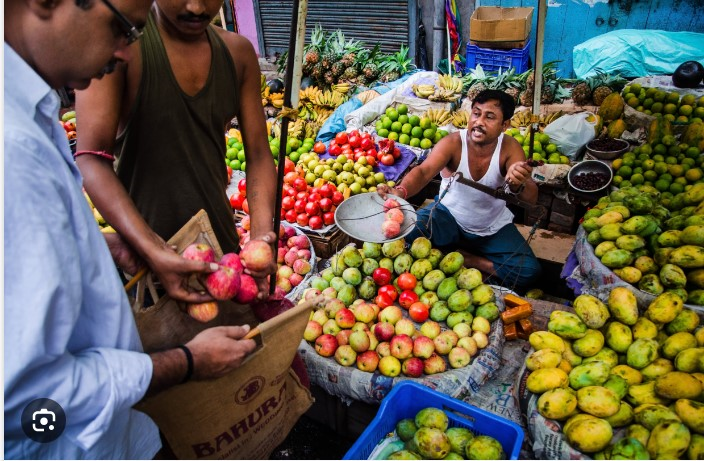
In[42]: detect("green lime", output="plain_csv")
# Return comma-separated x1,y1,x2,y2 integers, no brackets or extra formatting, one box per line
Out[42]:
381,117,393,130
377,128,390,138
420,138,433,149
409,115,421,127
630,173,644,185
433,131,443,144
401,123,413,135
399,134,411,145
617,166,632,177
419,117,432,130
398,114,409,125
226,147,237,160
654,179,670,191
644,170,658,182
391,121,403,132
423,127,436,139
396,104,409,116
289,151,300,163
238,150,246,162
386,108,399,121
388,131,399,141
409,137,421,148
227,137,237,147
411,126,424,138
669,182,685,194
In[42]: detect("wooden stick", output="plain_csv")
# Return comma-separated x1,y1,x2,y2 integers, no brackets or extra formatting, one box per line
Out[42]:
244,327,261,340
124,266,148,292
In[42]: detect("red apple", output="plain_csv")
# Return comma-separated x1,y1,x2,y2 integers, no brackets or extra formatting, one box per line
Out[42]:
314,334,338,357
448,347,471,368
390,334,414,360
356,350,380,372
399,290,419,309
303,320,324,342
372,267,392,286
349,330,371,353
323,212,335,226
220,252,243,272
423,353,447,375
331,191,344,206
412,335,436,359
285,209,297,223
319,197,333,212
402,357,424,378
381,220,401,239
229,192,245,210
240,239,274,272
293,177,307,192
205,265,241,300
182,243,215,263
335,329,353,347
187,301,219,323
334,308,356,329
309,215,323,230
234,274,258,304
282,195,295,210
379,305,403,325
373,322,395,342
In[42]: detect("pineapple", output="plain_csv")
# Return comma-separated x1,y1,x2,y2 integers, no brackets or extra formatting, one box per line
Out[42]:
331,61,346,78
519,89,534,107
592,86,614,106
466,83,487,101
504,87,520,104
304,25,325,67
342,65,360,80
379,44,415,83
571,81,592,106
311,63,324,82
463,65,491,101
340,38,363,68
324,71,335,85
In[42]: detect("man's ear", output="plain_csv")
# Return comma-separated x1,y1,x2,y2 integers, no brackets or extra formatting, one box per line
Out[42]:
26,0,62,19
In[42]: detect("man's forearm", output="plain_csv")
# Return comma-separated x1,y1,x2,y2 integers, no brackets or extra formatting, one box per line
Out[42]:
145,348,188,397
243,153,276,238
394,166,431,199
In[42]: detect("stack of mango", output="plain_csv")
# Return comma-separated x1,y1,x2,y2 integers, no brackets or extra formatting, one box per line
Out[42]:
524,287,704,458
621,83,704,124
582,179,704,305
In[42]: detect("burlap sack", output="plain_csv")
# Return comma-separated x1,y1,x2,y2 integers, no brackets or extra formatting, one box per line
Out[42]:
133,210,314,459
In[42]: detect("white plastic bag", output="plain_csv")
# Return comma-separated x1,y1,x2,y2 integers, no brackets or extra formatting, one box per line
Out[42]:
543,112,597,160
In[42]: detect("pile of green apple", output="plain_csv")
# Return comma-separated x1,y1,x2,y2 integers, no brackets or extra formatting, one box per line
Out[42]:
224,134,317,172
300,237,500,377
504,128,570,165
297,152,393,196
375,105,449,149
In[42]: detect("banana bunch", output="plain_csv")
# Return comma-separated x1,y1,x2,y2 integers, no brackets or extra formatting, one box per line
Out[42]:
451,110,470,128
297,103,318,122
289,119,305,140
269,92,284,109
315,107,334,125
260,74,267,93
299,86,322,103
510,110,537,129
437,75,464,93
312,89,346,108
357,89,380,105
331,82,351,94
428,88,461,102
539,111,563,128
423,108,453,127
412,84,436,98
261,86,271,106
84,191,115,233
304,121,322,140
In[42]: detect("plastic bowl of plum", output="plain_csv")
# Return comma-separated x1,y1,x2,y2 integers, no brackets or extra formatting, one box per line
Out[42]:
568,160,613,194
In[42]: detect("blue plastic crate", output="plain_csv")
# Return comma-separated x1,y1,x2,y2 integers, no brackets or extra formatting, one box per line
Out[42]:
343,381,524,460
465,40,531,73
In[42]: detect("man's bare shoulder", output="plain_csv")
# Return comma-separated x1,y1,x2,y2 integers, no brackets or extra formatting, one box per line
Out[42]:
213,28,257,59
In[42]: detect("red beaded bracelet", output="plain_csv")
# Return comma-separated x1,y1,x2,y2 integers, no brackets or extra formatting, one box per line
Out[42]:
73,150,116,162
395,185,408,199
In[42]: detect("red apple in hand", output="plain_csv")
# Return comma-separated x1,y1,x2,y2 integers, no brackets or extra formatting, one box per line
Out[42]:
182,243,216,263
240,239,274,272
205,265,240,300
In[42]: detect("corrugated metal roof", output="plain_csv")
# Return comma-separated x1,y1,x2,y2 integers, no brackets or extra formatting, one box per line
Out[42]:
257,0,414,57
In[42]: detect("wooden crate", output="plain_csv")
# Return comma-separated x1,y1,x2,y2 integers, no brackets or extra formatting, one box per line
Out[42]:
304,226,352,259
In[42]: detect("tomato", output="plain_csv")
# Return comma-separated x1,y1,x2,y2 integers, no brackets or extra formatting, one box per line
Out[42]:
229,192,245,210
398,290,419,309
397,273,417,291
372,267,392,286
409,302,430,322
294,199,306,213
242,198,249,214
313,141,326,154
360,137,374,151
304,201,320,216
319,197,333,212
378,284,398,302
285,209,297,223
328,144,342,156
348,134,361,148
323,211,335,225
284,171,298,185
331,191,344,206
296,213,310,227
293,177,307,192
375,293,394,308
238,178,247,195
381,154,395,166
308,215,323,230
335,132,348,145
282,196,295,210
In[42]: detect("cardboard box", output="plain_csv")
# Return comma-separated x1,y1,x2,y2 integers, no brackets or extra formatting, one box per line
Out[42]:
470,6,533,43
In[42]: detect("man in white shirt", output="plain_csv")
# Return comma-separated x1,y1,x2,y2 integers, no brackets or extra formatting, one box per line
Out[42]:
4,0,257,458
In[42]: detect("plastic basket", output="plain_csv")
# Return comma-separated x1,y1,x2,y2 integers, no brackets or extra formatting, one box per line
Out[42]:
465,40,531,73
343,381,524,460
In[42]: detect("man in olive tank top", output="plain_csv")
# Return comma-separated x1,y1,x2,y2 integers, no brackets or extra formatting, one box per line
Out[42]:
378,90,542,291
75,0,277,301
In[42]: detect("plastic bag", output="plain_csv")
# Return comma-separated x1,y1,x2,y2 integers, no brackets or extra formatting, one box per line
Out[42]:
543,112,597,160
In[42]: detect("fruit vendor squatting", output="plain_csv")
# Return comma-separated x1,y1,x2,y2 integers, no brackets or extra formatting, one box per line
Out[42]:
378,89,542,291
74,0,278,301
5,0,257,457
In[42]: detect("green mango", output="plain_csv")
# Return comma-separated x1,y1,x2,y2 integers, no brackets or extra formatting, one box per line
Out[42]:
645,292,684,324
569,361,611,389
610,437,649,459
660,263,687,288
670,245,704,269
647,420,691,459
573,294,611,329
666,310,701,335
573,329,605,357
548,310,588,340
608,286,639,325
627,339,660,369
600,223,625,241
639,273,665,296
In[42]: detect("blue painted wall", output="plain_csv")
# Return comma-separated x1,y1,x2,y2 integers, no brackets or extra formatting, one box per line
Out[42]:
477,0,704,78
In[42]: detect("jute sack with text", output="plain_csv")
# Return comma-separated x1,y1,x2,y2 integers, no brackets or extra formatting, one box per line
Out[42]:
132,210,314,459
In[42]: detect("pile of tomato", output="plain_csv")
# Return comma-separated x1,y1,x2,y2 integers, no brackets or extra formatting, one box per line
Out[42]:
327,129,401,166
371,269,430,322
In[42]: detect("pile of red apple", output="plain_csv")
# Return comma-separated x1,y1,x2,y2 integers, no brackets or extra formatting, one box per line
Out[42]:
328,129,401,167
237,217,313,296
301,274,490,378
230,171,343,231
381,197,404,239
180,237,273,323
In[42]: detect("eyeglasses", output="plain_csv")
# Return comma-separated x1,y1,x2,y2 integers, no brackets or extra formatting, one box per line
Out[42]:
99,0,143,45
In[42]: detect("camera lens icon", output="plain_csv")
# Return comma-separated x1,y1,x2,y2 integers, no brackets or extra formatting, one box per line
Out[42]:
32,409,56,432
21,399,66,443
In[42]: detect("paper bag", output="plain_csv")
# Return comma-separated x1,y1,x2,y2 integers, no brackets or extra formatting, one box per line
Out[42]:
133,210,314,459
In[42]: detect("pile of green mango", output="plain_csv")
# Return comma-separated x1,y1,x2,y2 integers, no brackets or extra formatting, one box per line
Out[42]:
582,183,704,304
525,287,704,459
380,407,504,460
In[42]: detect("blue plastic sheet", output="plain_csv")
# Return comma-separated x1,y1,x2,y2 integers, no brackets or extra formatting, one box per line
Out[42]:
573,29,704,79
316,71,421,143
